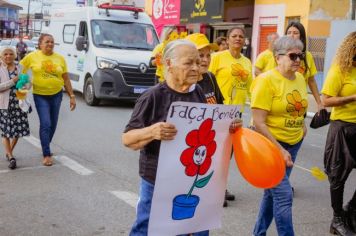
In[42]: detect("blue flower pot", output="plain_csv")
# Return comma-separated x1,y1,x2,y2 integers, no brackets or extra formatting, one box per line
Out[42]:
172,194,200,220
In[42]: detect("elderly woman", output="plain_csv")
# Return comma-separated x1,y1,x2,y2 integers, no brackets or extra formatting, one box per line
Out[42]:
321,31,356,236
20,33,76,166
123,40,209,236
251,36,308,236
0,47,30,169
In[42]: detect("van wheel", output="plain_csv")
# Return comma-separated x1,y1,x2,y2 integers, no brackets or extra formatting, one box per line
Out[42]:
84,77,100,106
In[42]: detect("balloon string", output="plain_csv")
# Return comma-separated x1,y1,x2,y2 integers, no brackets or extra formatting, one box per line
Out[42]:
294,164,312,173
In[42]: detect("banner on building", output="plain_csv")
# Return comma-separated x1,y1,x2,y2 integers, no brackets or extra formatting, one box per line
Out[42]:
152,0,181,36
180,0,224,24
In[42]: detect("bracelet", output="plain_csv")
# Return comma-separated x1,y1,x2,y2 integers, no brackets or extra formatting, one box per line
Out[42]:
70,94,75,98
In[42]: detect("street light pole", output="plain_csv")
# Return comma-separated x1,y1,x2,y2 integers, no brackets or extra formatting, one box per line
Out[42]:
26,0,31,35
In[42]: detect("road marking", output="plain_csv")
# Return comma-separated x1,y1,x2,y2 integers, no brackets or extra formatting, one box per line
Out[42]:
109,191,138,208
24,135,94,176
54,155,94,176
24,135,42,149
0,165,58,174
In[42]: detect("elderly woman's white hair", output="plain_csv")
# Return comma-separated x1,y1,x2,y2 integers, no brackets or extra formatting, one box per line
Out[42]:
0,46,17,59
162,39,197,76
273,36,303,56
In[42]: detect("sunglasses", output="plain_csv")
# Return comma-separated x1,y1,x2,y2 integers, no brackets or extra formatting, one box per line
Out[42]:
280,53,305,61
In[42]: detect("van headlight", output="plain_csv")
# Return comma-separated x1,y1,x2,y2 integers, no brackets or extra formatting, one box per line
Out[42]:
96,57,118,69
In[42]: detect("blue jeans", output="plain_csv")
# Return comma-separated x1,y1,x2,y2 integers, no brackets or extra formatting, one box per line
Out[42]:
130,178,209,236
33,92,63,157
253,139,303,236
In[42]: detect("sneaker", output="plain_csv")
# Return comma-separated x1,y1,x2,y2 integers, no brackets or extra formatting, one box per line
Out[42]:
225,190,235,201
330,216,355,236
344,203,356,233
8,158,16,169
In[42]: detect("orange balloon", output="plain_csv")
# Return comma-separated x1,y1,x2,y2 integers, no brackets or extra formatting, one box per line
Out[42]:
232,128,286,189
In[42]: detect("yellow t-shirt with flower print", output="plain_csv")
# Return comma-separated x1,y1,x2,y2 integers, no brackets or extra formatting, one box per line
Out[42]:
20,51,67,95
209,50,252,110
152,43,164,82
321,63,356,123
254,49,276,73
251,68,308,145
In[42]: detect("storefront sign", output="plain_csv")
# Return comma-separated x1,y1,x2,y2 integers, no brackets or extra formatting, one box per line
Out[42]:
152,0,181,36
180,0,224,24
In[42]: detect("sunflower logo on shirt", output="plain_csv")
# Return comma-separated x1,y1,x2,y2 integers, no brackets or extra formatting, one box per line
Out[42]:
42,60,58,76
286,90,308,118
231,63,249,82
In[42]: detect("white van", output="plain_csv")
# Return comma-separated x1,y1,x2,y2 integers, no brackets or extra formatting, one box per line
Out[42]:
49,4,159,105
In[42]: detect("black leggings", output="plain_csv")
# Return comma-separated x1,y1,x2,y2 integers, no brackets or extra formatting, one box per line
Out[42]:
324,121,356,216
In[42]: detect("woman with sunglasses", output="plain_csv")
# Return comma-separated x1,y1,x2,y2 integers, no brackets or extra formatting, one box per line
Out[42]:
251,36,308,236
285,21,324,112
321,31,356,236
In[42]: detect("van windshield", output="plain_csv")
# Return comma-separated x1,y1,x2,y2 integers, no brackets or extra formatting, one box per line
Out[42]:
91,20,159,50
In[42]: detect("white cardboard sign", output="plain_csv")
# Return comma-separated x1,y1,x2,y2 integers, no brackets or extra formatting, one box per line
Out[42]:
148,102,241,235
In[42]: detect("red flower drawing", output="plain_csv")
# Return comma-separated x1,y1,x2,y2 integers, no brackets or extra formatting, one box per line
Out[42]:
180,118,217,176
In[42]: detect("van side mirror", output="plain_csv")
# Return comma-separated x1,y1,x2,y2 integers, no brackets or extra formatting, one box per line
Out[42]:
76,36,88,51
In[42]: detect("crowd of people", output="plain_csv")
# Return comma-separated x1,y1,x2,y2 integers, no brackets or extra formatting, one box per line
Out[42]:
0,33,76,169
0,23,354,236
123,24,356,236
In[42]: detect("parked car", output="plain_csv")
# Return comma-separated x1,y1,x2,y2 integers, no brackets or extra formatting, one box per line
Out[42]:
31,36,39,49
0,39,11,52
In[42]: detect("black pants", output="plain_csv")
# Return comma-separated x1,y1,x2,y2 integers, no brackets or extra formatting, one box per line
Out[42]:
324,120,356,216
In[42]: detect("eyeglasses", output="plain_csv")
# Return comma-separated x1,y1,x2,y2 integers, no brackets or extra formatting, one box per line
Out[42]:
279,53,305,61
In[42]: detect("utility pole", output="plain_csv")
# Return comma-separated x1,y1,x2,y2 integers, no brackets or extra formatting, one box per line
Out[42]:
26,0,31,35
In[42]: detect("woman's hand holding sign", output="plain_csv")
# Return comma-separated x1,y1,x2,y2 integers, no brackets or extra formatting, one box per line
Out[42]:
151,122,177,141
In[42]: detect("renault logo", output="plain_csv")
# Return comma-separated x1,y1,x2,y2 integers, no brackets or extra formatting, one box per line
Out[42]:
138,63,148,73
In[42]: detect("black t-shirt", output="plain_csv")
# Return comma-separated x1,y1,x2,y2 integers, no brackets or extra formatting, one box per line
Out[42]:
124,82,206,184
197,72,224,104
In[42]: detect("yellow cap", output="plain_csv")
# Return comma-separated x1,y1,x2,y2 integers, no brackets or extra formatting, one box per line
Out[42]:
185,33,219,51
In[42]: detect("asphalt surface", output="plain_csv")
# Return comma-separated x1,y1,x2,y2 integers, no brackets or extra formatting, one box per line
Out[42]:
0,94,355,236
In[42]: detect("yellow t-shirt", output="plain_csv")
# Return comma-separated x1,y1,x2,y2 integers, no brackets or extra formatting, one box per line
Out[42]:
298,51,317,83
254,49,276,73
20,51,67,95
321,63,356,123
251,68,308,145
152,43,164,82
209,50,252,109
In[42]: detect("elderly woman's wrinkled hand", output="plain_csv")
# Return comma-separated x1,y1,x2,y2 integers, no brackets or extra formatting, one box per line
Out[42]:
229,118,243,133
151,122,177,140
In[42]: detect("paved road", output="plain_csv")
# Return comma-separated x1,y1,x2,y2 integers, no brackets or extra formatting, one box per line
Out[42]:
0,94,355,236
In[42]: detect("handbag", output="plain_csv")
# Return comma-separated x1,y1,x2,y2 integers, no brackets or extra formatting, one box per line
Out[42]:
310,109,331,129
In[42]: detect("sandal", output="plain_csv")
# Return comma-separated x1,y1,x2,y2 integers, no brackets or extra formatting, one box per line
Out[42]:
42,157,53,166
8,158,16,169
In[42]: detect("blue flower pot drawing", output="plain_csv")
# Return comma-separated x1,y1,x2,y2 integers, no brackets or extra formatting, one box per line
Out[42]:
172,194,200,220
